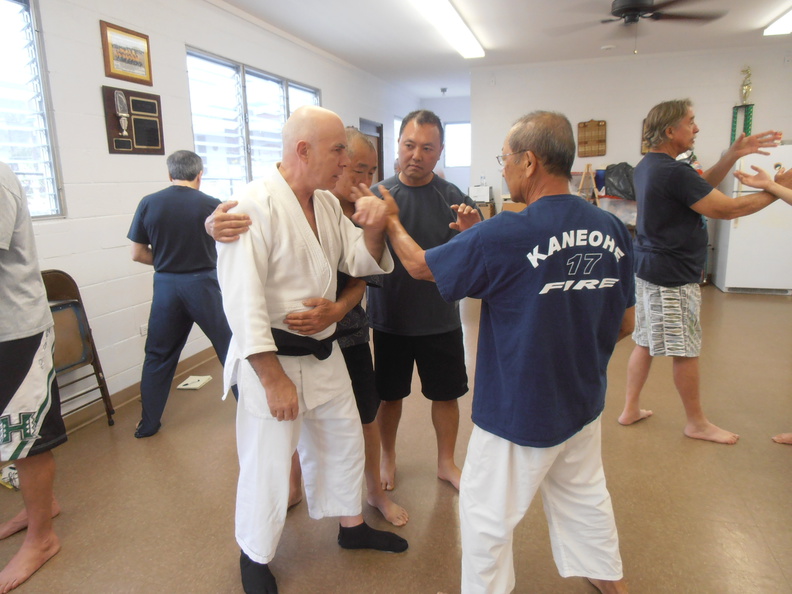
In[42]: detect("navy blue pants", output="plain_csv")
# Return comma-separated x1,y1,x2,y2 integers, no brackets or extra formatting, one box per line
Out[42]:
138,270,231,433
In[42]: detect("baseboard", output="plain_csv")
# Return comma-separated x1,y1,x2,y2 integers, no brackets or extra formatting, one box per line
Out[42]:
63,347,220,433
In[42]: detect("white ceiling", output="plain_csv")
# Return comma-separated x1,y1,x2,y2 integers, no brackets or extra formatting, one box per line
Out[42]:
223,0,792,98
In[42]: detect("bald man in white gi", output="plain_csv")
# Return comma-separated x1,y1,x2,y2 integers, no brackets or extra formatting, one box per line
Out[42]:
217,106,406,594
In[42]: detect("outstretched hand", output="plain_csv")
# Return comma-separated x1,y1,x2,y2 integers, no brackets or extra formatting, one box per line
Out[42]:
450,204,481,232
206,200,252,243
730,130,782,158
734,165,772,190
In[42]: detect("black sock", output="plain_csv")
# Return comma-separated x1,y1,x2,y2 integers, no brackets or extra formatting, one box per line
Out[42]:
240,550,278,594
337,522,408,553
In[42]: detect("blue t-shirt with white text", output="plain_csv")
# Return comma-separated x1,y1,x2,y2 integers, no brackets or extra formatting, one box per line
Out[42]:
426,195,635,447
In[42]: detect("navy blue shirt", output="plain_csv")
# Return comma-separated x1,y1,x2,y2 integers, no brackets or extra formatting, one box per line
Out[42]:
634,152,713,286
426,195,635,447
128,185,221,273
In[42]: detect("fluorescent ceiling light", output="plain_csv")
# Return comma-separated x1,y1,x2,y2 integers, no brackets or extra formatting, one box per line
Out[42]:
409,0,485,59
764,7,792,35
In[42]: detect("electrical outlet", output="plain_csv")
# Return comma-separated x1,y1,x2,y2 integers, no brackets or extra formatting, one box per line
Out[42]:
140,323,148,336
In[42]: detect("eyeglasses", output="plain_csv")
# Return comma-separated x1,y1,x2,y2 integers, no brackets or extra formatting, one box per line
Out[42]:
496,150,527,166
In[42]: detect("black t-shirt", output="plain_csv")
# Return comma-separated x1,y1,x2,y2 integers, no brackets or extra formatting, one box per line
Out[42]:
127,185,221,273
368,174,478,335
633,152,713,286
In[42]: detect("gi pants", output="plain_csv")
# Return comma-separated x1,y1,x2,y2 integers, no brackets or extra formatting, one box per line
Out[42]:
235,357,364,564
139,270,232,432
459,416,622,594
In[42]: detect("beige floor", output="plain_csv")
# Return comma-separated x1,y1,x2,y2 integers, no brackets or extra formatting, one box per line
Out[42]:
2,286,791,593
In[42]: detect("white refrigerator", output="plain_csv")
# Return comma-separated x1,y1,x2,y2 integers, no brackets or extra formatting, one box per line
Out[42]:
711,144,792,295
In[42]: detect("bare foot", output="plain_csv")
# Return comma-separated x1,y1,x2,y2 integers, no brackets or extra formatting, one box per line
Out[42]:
772,433,792,445
0,533,60,593
380,454,396,491
617,408,653,426
588,577,628,593
684,422,739,444
437,461,461,491
287,489,302,510
367,492,409,527
0,499,60,541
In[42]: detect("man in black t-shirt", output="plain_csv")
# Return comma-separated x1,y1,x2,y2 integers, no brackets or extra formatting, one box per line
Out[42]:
127,150,232,438
618,99,792,444
369,110,480,492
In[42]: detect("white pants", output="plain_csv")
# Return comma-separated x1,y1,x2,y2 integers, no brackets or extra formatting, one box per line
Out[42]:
235,388,364,564
459,417,622,594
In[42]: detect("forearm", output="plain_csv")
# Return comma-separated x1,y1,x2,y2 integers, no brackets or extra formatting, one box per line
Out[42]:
336,278,366,316
702,153,736,187
766,181,792,206
725,191,778,219
617,307,635,342
385,217,433,281
247,350,299,420
131,243,154,265
362,228,386,263
247,351,289,390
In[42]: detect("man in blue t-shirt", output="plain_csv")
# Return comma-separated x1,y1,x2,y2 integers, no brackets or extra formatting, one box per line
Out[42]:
369,111,635,594
127,150,233,438
618,99,792,445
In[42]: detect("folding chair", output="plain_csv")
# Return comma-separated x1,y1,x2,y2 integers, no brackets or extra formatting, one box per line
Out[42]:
41,269,115,426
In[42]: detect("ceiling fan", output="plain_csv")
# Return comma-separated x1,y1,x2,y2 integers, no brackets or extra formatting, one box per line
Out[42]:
602,0,726,25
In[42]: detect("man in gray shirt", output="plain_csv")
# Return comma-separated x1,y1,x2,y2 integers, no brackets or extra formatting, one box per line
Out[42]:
0,162,67,592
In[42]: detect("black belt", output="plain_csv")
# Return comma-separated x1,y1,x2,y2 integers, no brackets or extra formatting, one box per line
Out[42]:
271,328,334,360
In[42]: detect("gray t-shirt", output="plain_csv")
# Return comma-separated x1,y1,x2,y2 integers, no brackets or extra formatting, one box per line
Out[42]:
368,174,478,336
0,162,52,342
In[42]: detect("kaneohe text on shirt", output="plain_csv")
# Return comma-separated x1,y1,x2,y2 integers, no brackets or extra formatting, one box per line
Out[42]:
526,229,626,268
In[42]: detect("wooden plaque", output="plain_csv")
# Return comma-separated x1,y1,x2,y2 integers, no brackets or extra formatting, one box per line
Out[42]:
577,119,607,158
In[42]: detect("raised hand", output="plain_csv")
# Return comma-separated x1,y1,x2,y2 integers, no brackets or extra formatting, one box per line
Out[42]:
730,130,782,158
450,203,481,232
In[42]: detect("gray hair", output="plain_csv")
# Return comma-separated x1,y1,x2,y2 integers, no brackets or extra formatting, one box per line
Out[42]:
345,127,375,159
399,110,444,145
643,99,692,149
506,111,575,180
166,150,203,181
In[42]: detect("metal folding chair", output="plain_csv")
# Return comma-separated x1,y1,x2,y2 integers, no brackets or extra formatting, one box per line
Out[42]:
41,269,115,426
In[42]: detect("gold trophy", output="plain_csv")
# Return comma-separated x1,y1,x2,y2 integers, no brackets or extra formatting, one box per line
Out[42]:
740,67,752,105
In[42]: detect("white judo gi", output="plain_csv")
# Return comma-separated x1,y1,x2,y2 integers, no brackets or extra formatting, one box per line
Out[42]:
217,165,393,564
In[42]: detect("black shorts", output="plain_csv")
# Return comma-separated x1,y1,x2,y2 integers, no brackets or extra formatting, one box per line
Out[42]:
373,328,468,402
0,328,67,462
340,342,380,425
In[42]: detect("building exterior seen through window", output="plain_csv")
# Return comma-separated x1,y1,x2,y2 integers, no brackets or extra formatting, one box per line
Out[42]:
0,0,62,217
186,51,320,201
444,122,471,168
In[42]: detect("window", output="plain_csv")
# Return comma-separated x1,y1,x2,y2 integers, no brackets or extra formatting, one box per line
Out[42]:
186,51,320,200
0,0,62,217
444,122,471,168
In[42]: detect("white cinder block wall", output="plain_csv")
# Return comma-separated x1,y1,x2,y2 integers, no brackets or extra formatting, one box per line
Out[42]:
31,0,419,402
471,45,792,200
